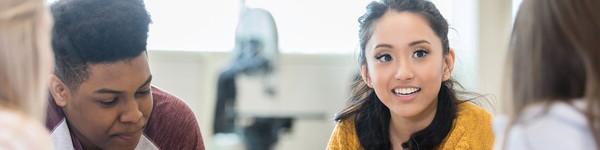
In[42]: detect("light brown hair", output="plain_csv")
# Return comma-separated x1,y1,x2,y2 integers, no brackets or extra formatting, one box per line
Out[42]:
509,0,600,147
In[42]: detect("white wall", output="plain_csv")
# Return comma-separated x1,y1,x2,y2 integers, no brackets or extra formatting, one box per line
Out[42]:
148,51,356,150
478,0,513,114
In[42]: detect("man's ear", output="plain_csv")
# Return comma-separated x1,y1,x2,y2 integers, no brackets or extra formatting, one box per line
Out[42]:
49,75,70,107
360,65,373,88
443,48,456,81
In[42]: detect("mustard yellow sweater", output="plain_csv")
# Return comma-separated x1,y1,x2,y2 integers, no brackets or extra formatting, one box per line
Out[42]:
327,102,494,150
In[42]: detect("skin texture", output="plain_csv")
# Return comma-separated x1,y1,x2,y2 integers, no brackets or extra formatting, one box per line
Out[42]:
360,11,454,146
50,54,154,150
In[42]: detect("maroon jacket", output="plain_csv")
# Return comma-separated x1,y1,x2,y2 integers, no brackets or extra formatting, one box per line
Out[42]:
46,86,205,150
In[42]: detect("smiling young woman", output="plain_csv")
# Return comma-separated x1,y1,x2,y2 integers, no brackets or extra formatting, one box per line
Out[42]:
327,0,494,149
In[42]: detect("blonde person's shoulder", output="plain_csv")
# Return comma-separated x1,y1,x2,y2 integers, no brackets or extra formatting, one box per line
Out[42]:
440,102,494,150
0,110,53,150
327,118,362,150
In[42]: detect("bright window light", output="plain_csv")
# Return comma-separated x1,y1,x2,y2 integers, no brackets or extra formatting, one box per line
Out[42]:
46,0,476,55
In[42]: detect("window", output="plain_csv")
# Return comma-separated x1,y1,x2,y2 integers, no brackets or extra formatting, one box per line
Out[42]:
46,0,478,56
146,0,372,53
145,0,240,52
241,0,372,53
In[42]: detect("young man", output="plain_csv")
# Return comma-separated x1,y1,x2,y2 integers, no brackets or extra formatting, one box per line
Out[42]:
45,0,205,149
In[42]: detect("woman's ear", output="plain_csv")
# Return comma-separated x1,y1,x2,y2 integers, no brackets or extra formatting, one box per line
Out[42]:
360,65,373,87
49,75,70,107
443,48,456,81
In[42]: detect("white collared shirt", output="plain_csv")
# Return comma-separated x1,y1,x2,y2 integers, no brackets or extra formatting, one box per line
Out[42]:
50,119,159,150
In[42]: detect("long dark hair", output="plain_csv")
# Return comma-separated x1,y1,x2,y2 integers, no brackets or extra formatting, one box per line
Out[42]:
509,0,600,148
334,0,460,149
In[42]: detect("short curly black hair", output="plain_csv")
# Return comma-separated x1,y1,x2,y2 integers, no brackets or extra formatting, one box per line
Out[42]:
50,0,151,88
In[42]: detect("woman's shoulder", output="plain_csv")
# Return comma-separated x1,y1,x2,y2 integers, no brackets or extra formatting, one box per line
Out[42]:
454,102,493,130
440,102,494,149
336,118,356,129
327,118,361,150
330,118,357,140
496,101,596,150
457,101,493,120
0,110,52,150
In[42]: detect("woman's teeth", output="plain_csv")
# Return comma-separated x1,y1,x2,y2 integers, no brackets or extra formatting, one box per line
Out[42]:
393,87,420,95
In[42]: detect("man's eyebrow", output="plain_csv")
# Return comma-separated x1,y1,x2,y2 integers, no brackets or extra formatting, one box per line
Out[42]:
137,75,152,89
95,88,123,94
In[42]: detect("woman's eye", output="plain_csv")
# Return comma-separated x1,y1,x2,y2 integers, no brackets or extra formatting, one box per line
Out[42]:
413,49,429,58
375,54,392,62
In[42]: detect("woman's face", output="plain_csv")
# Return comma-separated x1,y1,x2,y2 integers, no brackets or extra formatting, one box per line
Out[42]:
361,11,454,119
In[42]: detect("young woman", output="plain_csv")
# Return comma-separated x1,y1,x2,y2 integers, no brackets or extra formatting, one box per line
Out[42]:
0,0,54,149
496,0,600,149
327,0,494,149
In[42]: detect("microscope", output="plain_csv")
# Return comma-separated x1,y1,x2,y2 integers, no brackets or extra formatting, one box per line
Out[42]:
213,2,293,150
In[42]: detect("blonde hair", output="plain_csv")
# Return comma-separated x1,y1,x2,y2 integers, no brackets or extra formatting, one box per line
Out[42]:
0,0,54,122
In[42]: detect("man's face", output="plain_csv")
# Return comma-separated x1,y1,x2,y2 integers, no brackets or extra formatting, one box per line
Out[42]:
55,54,153,150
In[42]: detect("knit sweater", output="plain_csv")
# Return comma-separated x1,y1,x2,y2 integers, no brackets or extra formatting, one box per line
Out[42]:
327,102,494,150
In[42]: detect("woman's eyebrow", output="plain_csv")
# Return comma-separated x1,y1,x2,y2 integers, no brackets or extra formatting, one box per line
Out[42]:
374,43,393,49
374,40,430,50
408,40,430,46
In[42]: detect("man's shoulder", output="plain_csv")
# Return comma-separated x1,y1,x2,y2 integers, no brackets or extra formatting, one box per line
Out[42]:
144,86,204,149
151,86,186,106
147,86,198,130
150,86,197,117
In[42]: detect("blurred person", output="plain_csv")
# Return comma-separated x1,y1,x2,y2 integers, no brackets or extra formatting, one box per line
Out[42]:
0,0,54,149
496,0,600,149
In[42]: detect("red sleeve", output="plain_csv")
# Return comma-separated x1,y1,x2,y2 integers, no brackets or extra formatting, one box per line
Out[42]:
144,86,205,150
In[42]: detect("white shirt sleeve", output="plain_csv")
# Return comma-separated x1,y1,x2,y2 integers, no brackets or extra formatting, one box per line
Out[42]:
495,102,597,150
